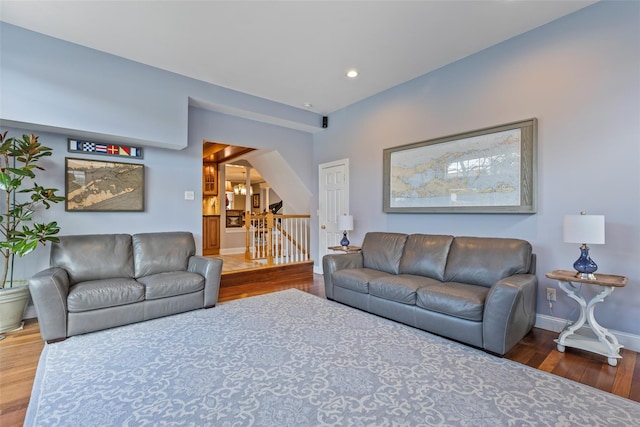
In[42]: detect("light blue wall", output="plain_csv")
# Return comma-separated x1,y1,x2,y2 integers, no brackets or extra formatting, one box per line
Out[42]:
2,2,638,335
189,107,313,186
0,22,320,149
1,124,203,282
0,23,315,284
188,107,314,250
312,1,640,334
2,108,313,283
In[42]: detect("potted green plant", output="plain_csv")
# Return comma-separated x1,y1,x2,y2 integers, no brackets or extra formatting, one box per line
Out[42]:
0,131,65,335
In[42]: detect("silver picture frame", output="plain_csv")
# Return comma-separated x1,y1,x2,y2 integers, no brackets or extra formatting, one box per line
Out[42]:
383,118,537,214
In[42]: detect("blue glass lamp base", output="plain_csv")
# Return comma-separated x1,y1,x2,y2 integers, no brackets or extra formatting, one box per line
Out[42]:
573,244,598,280
340,232,350,248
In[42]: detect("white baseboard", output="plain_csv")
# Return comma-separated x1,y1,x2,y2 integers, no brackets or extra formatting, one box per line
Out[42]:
535,313,640,353
313,264,323,275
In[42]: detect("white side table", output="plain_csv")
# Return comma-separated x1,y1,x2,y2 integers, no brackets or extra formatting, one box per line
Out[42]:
545,270,628,367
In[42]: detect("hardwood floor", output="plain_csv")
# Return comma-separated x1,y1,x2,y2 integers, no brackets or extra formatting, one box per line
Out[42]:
1,272,638,426
0,319,44,427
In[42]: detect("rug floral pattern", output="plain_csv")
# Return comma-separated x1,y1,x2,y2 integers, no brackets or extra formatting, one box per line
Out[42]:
26,289,640,426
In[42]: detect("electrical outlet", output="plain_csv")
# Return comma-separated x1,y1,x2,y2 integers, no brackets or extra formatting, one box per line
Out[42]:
546,288,556,302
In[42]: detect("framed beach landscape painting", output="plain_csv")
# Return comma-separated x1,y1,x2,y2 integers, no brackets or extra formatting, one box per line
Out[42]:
383,119,537,214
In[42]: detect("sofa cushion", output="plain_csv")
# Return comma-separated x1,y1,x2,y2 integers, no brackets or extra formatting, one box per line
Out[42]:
416,282,490,322
369,274,441,305
444,237,532,287
361,232,408,275
137,271,205,300
399,234,454,281
51,234,134,285
67,278,144,313
133,232,195,277
332,268,391,294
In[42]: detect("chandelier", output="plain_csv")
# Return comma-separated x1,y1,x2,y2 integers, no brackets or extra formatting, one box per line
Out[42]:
233,183,247,196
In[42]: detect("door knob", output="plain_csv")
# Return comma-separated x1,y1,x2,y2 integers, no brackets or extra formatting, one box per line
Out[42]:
321,225,326,229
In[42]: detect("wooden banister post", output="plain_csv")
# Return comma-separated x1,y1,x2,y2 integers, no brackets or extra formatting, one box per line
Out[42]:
266,211,274,265
244,215,252,261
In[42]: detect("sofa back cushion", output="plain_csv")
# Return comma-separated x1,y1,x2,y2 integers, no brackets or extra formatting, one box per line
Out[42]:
133,232,195,277
399,234,454,281
444,237,532,287
362,232,408,275
50,234,134,284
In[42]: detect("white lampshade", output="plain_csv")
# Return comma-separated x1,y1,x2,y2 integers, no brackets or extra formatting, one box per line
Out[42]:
337,214,354,232
563,214,605,244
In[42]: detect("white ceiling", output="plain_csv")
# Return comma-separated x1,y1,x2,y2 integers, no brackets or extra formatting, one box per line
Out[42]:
0,1,597,115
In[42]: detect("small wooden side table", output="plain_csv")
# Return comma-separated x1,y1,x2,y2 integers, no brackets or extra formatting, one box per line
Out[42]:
328,245,362,253
545,269,628,366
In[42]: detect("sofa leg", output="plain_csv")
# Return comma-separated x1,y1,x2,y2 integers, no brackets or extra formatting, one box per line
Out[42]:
46,337,67,344
204,305,216,309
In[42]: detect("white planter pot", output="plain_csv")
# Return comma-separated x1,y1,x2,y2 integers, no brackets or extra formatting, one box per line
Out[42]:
0,285,30,334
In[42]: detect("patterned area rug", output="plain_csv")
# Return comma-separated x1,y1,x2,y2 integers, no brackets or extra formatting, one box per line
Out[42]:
26,289,640,426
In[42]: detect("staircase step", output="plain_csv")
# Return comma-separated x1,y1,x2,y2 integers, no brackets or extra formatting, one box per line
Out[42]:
220,261,313,288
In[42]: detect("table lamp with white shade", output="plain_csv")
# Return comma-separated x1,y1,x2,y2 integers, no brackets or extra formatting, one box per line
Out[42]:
338,214,354,249
563,212,605,280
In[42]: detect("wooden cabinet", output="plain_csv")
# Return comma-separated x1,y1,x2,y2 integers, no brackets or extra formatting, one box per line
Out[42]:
203,162,218,196
203,216,220,255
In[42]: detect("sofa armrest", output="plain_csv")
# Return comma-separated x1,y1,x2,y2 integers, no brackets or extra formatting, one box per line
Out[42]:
483,273,538,355
188,255,223,307
28,267,71,342
322,253,363,300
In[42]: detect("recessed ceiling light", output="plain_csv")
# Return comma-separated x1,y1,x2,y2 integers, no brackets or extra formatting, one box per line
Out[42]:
346,69,359,78
303,103,313,109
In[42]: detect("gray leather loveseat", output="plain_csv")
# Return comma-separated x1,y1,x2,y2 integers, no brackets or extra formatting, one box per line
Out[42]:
323,232,537,355
29,231,223,343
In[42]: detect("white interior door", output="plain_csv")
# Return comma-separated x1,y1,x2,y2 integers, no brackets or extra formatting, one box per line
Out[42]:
318,159,349,273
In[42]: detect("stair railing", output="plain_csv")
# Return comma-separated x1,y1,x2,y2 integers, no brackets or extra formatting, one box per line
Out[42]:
246,212,310,265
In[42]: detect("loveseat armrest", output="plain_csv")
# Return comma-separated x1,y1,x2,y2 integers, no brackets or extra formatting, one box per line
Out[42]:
322,253,363,300
28,267,71,342
483,273,537,355
188,256,223,307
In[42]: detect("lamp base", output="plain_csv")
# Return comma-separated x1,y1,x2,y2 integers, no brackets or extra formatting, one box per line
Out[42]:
340,232,350,249
573,244,598,281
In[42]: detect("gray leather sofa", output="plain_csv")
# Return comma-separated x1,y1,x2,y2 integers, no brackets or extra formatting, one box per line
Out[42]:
29,232,223,343
323,232,537,355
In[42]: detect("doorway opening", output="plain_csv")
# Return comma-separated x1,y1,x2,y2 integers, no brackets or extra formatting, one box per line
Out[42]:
202,142,283,256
